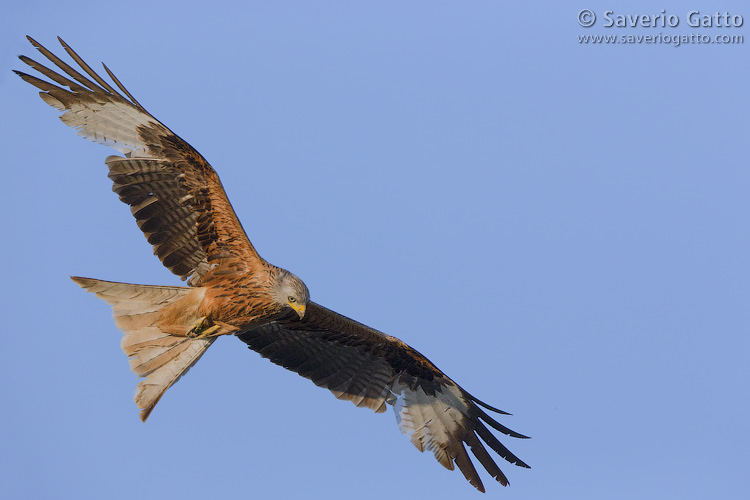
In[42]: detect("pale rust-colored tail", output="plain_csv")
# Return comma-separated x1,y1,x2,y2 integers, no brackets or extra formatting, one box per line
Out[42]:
72,276,216,421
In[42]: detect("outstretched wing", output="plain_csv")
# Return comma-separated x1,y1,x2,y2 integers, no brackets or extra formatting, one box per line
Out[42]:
15,36,263,286
237,302,530,492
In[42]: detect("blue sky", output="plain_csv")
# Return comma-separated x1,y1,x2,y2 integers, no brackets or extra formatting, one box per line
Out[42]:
1,1,747,499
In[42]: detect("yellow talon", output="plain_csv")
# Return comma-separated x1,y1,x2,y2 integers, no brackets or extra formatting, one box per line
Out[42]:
199,325,221,338
186,316,221,339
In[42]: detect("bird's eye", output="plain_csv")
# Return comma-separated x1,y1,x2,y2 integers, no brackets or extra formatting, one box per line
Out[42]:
288,296,296,303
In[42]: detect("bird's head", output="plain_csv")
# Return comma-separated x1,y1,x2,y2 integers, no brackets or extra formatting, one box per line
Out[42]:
273,268,310,319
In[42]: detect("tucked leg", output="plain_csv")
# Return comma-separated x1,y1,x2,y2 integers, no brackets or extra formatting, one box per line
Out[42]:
186,316,221,339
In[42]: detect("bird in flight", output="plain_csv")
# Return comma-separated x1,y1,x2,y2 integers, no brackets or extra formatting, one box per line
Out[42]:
15,36,529,493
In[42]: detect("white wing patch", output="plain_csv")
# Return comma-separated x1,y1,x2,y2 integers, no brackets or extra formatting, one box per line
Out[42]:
17,36,163,157
391,381,471,470
41,91,153,156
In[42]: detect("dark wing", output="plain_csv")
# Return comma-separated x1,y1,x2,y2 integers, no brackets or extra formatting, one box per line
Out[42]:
237,302,530,493
15,36,262,286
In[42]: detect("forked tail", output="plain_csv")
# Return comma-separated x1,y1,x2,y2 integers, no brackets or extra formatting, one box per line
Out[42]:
72,276,216,421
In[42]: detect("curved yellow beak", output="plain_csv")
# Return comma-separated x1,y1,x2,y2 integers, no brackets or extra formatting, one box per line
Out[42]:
290,302,306,319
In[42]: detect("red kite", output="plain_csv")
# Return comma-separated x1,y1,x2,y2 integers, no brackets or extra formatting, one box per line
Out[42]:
16,36,529,492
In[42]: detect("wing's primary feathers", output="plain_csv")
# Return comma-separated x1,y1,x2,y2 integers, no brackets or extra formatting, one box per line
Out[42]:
17,37,154,154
